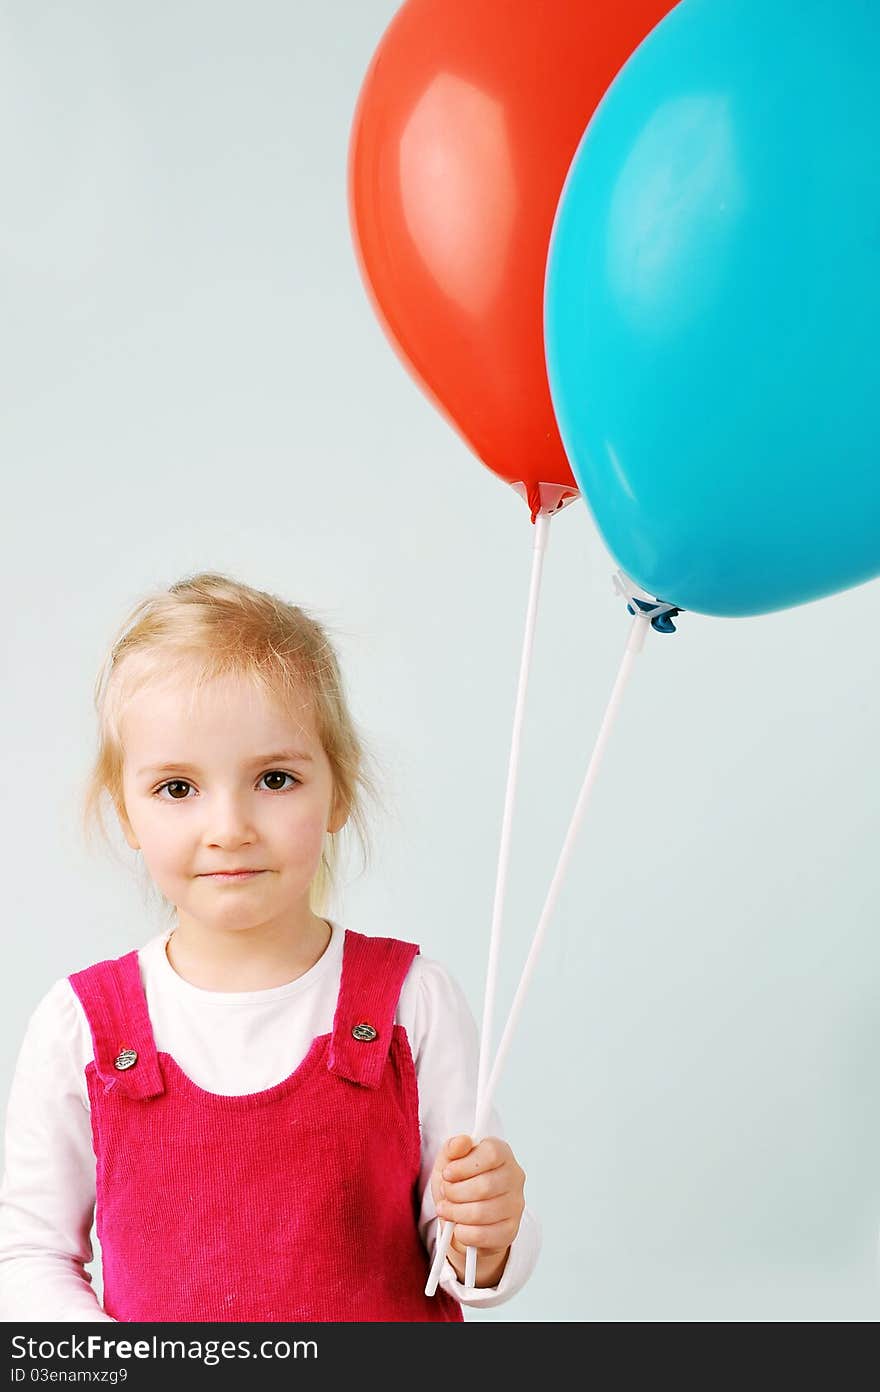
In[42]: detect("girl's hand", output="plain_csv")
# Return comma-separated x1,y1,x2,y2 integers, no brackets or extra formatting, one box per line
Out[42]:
430,1133,526,1288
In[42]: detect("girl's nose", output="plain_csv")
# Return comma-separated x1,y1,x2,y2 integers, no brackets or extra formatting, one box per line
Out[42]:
202,795,257,848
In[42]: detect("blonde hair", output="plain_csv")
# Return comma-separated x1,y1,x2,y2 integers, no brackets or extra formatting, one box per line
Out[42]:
81,570,381,919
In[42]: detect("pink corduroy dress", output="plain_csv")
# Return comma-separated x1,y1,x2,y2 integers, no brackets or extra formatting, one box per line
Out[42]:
68,929,464,1323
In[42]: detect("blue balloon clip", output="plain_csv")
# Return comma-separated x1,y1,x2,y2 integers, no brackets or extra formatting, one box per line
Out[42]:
626,595,681,634
613,570,682,634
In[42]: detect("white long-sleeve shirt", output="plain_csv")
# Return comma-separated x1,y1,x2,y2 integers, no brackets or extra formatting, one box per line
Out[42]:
0,920,540,1321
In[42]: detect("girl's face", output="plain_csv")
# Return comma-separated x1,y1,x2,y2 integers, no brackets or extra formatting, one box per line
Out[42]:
117,669,345,937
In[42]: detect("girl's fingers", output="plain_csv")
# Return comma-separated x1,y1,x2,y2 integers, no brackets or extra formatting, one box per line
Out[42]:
438,1134,474,1169
441,1170,513,1204
436,1194,513,1226
447,1218,519,1253
441,1136,511,1182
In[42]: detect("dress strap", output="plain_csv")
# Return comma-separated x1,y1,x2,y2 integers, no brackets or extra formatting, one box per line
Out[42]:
68,951,165,1100
328,930,419,1089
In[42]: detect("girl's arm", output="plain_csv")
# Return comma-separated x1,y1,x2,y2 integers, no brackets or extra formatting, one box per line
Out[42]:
0,980,115,1322
399,954,542,1309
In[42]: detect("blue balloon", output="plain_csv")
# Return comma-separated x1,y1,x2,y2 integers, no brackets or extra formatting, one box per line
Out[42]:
544,0,880,618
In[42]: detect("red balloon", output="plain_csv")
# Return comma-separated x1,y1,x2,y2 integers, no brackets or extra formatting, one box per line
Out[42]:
349,0,678,521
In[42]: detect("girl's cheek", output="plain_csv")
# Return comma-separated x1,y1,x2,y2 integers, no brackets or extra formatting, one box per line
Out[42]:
284,798,328,836
299,818,332,859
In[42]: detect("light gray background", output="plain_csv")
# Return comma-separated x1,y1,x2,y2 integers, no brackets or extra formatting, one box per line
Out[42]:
2,0,879,1323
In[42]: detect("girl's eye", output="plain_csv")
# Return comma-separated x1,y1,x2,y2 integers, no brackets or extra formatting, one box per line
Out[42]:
258,771,299,792
153,771,299,800
155,780,194,801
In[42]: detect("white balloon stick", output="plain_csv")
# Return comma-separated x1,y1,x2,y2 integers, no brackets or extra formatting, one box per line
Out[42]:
425,510,550,1298
481,611,650,1112
426,607,651,1296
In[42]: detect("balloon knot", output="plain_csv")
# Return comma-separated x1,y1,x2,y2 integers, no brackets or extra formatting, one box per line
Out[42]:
611,568,682,634
511,480,579,522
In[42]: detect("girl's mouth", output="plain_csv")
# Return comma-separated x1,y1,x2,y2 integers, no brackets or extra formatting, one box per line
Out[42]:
200,870,265,881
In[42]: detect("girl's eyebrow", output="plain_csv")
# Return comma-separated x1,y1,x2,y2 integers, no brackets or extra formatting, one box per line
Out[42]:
137,750,315,777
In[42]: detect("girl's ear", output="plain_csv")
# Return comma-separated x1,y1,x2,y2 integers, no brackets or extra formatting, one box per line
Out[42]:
114,799,141,851
326,793,350,837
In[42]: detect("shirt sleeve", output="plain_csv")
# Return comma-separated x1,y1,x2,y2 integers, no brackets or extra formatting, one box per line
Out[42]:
398,954,541,1310
0,980,115,1322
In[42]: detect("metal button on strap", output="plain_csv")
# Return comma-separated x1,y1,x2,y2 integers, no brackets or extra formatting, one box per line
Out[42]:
114,1048,138,1071
351,1022,378,1042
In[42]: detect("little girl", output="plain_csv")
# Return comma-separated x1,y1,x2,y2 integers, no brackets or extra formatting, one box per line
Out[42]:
0,571,539,1323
